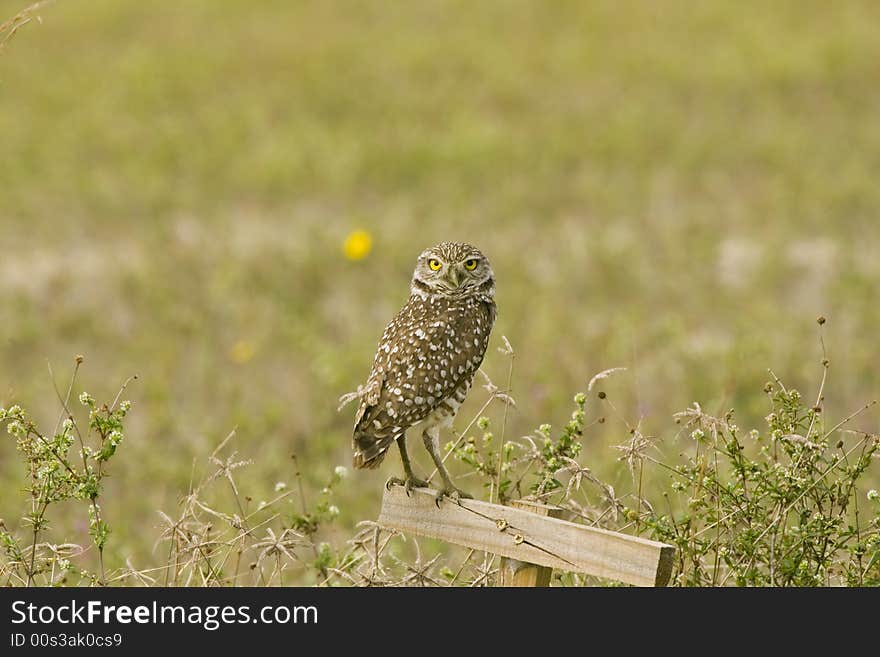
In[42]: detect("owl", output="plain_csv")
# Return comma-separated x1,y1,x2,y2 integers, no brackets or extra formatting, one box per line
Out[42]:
343,241,497,504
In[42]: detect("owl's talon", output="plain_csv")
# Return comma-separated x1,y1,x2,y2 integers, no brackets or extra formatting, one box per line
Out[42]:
404,476,430,496
385,475,430,496
434,486,473,507
385,476,405,492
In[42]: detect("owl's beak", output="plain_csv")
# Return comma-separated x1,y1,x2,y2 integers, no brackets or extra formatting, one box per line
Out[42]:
445,267,460,288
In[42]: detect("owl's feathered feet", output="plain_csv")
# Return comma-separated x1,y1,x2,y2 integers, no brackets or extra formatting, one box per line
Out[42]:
385,474,431,496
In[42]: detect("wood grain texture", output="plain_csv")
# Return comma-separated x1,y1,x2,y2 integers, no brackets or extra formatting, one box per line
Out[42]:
378,486,675,587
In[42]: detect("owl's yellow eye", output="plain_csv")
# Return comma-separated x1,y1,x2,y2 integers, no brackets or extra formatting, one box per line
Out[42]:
428,258,442,271
464,259,478,270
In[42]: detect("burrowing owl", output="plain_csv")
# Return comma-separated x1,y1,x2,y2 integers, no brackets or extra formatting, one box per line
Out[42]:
344,241,496,503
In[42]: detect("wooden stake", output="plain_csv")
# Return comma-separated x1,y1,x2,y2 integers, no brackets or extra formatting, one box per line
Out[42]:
498,499,563,586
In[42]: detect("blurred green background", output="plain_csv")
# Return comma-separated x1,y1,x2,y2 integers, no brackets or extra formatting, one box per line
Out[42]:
2,0,879,570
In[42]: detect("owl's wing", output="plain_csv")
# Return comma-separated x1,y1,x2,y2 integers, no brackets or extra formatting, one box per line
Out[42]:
352,366,405,469
353,370,384,429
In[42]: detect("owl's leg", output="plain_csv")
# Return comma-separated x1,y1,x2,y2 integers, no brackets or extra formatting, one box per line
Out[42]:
385,435,430,496
422,426,473,506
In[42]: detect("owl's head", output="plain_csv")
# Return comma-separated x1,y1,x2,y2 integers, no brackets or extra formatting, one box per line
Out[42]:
411,241,495,299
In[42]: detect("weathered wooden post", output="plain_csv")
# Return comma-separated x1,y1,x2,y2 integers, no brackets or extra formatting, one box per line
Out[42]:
378,486,675,587
498,499,563,586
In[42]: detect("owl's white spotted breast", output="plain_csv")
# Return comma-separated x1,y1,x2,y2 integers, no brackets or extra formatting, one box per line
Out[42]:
354,292,496,438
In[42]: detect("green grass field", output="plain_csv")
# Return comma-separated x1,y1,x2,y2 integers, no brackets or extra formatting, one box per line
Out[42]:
2,0,879,585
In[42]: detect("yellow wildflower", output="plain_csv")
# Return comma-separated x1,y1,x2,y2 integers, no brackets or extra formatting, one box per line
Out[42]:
343,230,372,261
230,340,256,364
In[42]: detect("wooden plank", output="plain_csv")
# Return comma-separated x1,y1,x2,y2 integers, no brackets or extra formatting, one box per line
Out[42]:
378,486,675,587
498,500,564,586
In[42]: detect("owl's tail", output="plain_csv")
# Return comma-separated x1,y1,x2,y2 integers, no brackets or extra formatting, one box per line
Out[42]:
352,431,396,469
